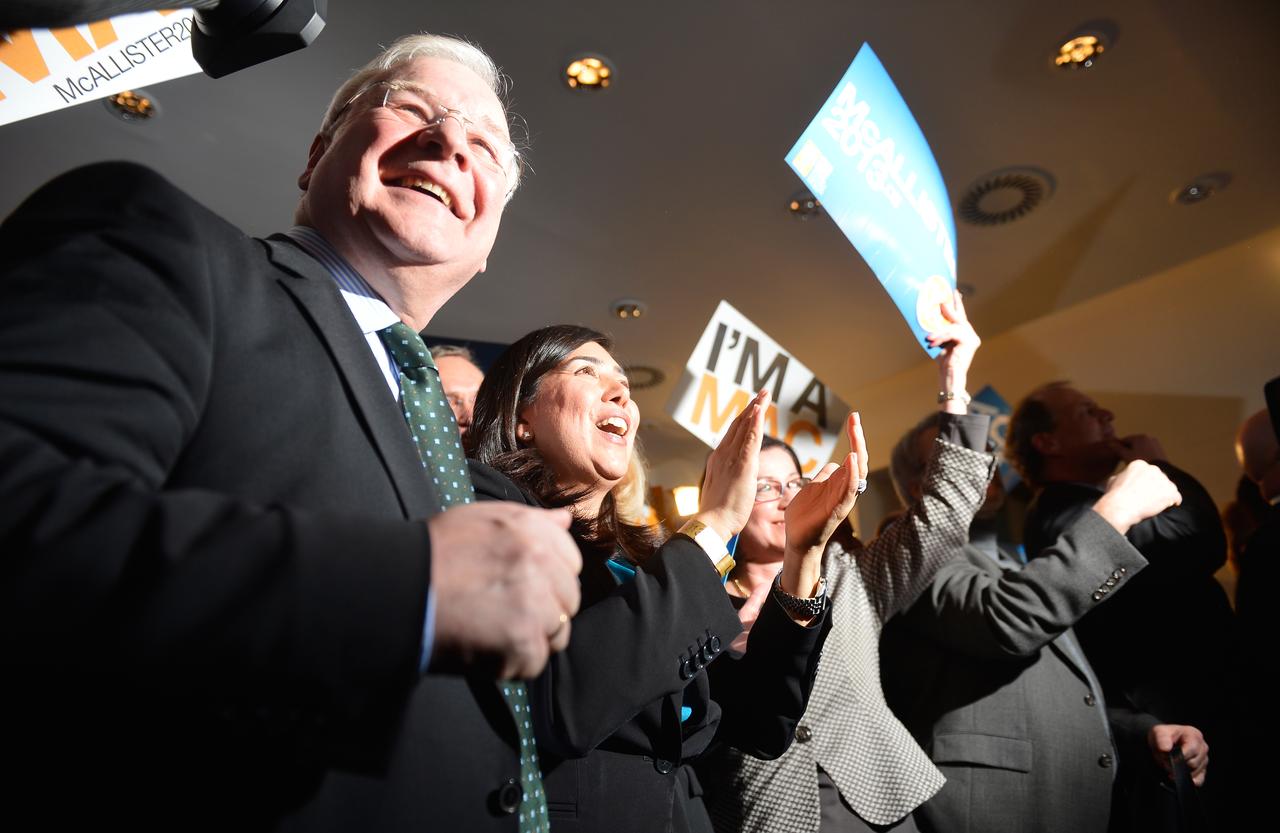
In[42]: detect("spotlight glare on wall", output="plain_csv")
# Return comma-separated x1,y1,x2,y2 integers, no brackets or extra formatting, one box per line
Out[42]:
672,486,701,517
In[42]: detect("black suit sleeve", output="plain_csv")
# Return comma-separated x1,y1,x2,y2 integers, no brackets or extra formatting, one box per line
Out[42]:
1130,463,1227,581
708,595,831,759
469,461,829,761
0,164,429,744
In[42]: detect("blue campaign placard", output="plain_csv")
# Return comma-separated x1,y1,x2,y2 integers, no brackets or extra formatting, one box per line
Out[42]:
786,43,956,357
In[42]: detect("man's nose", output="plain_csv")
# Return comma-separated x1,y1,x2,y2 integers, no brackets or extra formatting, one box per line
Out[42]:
416,113,472,169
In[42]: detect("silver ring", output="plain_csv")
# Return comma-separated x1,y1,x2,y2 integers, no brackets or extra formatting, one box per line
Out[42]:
855,478,868,495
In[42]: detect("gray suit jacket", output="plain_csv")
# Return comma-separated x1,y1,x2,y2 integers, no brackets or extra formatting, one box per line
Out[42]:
880,511,1151,833
702,415,996,832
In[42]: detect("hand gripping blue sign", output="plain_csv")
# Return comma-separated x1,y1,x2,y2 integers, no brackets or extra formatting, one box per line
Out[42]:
787,43,957,357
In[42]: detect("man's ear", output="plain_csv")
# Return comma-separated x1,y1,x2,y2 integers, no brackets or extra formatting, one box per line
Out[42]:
298,133,329,191
1030,432,1059,457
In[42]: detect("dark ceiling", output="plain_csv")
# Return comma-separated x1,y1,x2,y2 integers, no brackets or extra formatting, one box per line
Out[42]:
3,0,1278,460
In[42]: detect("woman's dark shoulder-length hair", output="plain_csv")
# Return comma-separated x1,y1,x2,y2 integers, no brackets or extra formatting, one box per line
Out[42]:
469,324,660,562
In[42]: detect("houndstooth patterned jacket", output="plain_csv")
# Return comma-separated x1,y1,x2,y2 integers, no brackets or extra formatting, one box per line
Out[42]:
702,416,996,832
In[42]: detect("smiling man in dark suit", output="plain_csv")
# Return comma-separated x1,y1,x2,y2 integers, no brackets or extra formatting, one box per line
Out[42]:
0,33,579,832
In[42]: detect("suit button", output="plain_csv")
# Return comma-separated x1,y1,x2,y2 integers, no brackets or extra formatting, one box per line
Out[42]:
1104,578,1117,587
796,725,813,743
1084,693,1097,707
701,643,716,663
709,635,722,653
679,658,695,680
654,758,675,774
1111,569,1123,579
1092,591,1104,601
496,778,523,814
1098,753,1114,768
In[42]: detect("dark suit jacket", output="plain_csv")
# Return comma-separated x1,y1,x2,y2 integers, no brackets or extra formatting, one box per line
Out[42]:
471,463,831,833
1024,464,1241,830
0,163,525,831
881,511,1151,833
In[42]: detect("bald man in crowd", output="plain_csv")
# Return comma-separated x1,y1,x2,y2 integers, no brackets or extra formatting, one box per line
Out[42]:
431,344,485,440
1010,382,1241,827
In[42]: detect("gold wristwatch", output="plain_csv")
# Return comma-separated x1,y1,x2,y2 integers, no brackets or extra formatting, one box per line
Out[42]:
677,518,735,579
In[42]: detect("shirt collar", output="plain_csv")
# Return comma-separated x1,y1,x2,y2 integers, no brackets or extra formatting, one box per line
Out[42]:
285,226,399,335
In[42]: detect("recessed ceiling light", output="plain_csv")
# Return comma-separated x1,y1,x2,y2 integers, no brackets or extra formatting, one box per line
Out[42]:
788,191,824,220
565,55,614,90
1171,172,1231,205
1055,35,1104,68
1053,21,1117,70
611,298,646,319
103,89,158,122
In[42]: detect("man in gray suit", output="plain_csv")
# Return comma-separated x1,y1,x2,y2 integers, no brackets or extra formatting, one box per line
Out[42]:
880,414,1208,833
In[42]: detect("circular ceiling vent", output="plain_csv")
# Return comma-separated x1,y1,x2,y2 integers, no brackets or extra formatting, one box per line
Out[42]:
958,168,1055,226
622,364,666,390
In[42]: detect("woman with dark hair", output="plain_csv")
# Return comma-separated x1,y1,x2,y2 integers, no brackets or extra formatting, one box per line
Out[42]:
467,324,865,833
700,292,995,833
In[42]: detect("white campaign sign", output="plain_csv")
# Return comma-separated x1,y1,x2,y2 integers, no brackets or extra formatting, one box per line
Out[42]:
665,300,851,475
0,11,200,128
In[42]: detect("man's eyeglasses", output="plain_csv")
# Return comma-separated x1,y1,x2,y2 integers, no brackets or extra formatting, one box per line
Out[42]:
755,477,810,502
335,79,521,185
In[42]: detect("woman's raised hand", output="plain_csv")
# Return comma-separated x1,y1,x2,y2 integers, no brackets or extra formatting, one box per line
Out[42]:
784,411,869,559
925,290,980,413
696,389,770,541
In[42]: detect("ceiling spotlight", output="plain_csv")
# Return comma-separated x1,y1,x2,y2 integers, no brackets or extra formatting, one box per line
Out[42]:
1053,21,1117,70
1171,172,1231,205
1055,35,1104,68
103,89,158,122
611,298,647,320
788,191,824,220
565,55,614,90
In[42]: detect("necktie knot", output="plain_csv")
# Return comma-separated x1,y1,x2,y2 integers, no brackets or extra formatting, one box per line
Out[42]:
377,321,436,373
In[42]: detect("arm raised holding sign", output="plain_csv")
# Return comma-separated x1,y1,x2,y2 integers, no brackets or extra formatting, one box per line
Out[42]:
705,296,1001,832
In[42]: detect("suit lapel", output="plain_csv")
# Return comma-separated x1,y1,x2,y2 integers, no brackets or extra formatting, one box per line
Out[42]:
263,235,442,519
1047,629,1095,689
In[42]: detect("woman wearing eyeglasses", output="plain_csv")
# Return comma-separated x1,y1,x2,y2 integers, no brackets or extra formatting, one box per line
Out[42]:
701,292,996,833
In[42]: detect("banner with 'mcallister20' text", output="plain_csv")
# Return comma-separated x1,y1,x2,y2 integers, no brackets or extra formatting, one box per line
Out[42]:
0,11,201,127
787,43,957,357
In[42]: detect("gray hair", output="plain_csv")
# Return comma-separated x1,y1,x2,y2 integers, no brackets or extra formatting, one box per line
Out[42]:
889,412,944,504
318,33,525,193
429,343,479,367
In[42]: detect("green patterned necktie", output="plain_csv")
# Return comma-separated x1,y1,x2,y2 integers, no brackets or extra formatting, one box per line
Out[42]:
378,322,549,833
